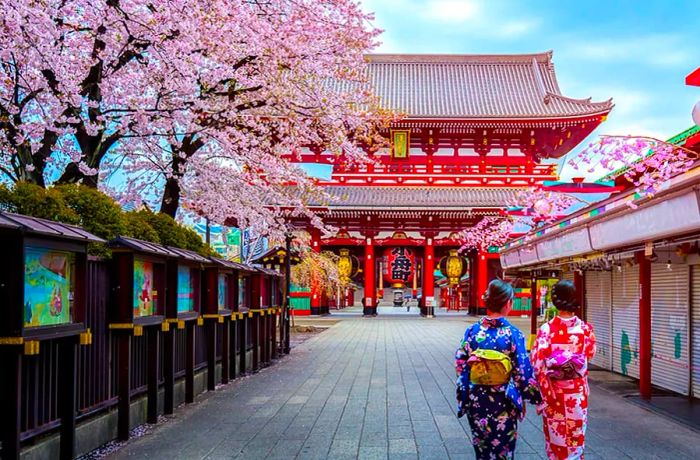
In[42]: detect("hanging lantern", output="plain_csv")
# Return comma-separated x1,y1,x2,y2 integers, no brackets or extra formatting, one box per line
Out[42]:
383,247,415,288
693,100,700,127
533,198,553,216
439,249,468,286
337,248,359,283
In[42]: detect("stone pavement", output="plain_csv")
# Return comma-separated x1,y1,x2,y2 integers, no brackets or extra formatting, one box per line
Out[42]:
109,317,700,460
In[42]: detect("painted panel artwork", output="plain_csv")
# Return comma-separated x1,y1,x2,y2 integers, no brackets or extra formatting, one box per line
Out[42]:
24,246,74,327
218,274,228,309
133,259,156,317
177,265,194,312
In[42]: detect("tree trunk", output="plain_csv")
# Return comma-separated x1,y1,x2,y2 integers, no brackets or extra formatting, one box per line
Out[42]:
56,163,98,187
160,176,181,218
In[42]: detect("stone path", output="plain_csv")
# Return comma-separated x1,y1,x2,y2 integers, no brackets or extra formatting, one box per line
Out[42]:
110,317,700,459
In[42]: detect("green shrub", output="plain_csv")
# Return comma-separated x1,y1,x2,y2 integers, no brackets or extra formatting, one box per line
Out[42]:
0,182,79,224
123,211,161,243
0,182,214,256
55,184,125,241
125,210,209,255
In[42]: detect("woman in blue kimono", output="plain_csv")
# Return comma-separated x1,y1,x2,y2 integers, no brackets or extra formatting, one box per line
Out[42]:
455,279,542,459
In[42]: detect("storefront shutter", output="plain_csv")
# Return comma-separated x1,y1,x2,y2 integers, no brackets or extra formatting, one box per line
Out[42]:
585,270,612,370
612,265,640,378
651,264,690,396
690,266,700,398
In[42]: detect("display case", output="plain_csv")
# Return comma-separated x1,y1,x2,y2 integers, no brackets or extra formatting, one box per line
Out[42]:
0,211,103,345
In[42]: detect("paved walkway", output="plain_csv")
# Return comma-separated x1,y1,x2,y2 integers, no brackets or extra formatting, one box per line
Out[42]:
110,317,700,460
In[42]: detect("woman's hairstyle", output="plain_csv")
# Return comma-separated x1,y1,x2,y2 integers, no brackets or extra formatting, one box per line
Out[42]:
551,280,577,312
484,279,514,312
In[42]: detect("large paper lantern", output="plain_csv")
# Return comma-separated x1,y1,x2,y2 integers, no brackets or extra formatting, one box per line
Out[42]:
337,248,359,282
383,247,415,288
439,249,468,286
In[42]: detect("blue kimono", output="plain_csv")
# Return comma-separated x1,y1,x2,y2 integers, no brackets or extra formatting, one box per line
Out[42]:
455,317,542,460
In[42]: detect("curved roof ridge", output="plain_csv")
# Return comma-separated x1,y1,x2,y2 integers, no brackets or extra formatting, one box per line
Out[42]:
546,92,614,110
366,51,553,64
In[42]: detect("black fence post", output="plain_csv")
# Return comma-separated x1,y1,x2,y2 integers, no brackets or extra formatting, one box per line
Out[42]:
239,318,247,374
146,327,159,424
221,318,230,384
58,338,78,460
116,332,131,441
0,347,22,460
230,317,238,379
185,322,195,404
284,233,292,354
206,320,217,392
163,325,175,415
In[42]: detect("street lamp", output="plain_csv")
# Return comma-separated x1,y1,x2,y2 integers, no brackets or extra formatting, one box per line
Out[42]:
283,232,293,354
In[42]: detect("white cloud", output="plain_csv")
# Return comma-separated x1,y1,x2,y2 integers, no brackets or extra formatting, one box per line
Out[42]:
420,0,480,23
496,18,542,39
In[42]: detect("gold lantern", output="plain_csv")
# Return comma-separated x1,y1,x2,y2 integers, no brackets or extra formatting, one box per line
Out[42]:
439,249,467,286
337,249,359,283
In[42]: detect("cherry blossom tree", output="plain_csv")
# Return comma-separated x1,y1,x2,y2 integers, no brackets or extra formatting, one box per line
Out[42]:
100,0,390,223
0,0,206,186
572,135,698,200
460,216,515,252
510,187,575,222
1,0,389,237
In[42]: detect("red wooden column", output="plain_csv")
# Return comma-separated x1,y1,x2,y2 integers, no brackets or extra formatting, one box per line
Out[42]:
346,288,355,308
530,274,538,342
637,252,652,400
574,270,585,318
363,237,375,316
310,228,322,315
423,238,435,317
476,250,489,313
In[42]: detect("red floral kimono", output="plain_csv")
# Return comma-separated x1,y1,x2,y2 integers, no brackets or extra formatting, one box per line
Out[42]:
531,316,596,460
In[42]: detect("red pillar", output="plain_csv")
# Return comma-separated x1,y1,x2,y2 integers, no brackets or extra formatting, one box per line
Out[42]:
363,238,375,316
346,288,354,308
423,239,435,317
574,270,585,318
310,228,321,315
530,275,538,337
637,252,652,400
476,250,489,312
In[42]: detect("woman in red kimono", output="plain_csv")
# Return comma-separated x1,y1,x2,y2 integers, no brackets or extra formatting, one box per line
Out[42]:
531,280,596,460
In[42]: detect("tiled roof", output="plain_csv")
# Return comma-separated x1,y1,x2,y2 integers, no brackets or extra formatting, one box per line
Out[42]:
320,186,519,209
363,52,613,119
0,211,104,243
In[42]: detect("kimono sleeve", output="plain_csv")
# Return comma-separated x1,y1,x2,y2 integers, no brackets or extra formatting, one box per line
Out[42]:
530,324,554,409
454,327,473,417
511,329,542,406
583,322,597,361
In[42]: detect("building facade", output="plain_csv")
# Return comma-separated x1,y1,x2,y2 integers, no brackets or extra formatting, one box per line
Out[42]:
288,52,613,315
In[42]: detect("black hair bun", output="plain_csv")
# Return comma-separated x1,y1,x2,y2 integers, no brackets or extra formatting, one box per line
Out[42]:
485,279,514,312
551,280,577,311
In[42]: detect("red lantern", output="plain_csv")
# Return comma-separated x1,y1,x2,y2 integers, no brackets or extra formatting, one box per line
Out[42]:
383,247,415,288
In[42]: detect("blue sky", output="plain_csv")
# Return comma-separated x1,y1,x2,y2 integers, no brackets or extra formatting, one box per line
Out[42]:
354,0,700,180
